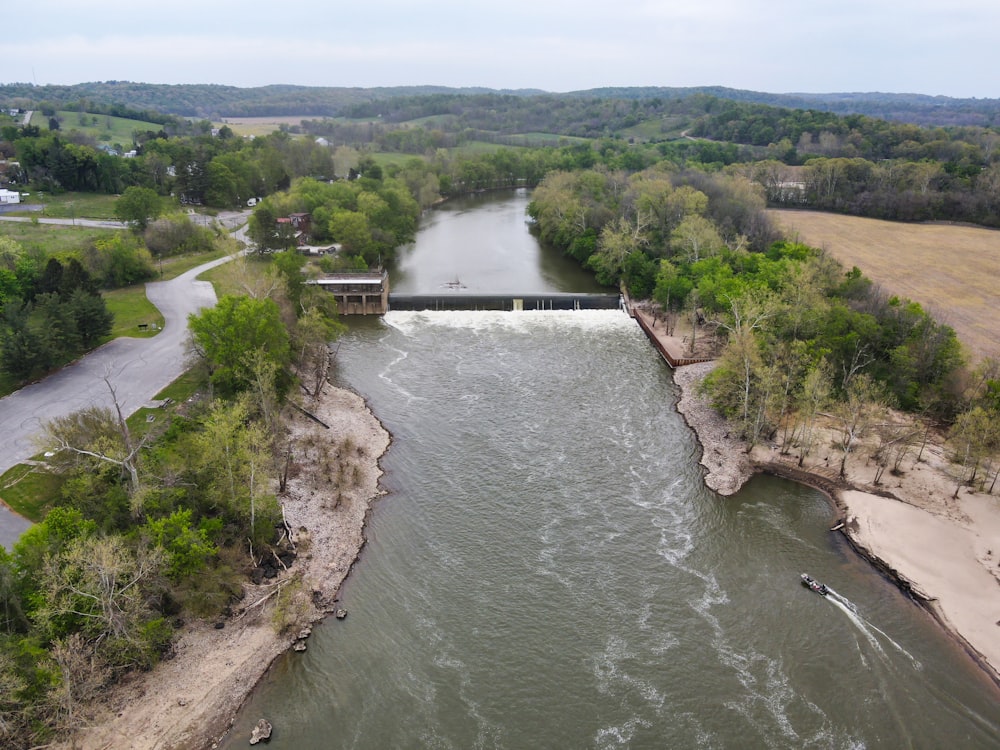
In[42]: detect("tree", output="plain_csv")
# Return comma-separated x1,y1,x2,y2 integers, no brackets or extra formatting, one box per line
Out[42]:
188,295,291,395
586,215,649,287
947,406,996,498
114,186,162,232
793,361,833,467
36,534,166,668
0,302,45,379
194,398,279,548
143,509,216,581
294,306,345,397
38,378,147,494
670,215,723,263
833,374,891,479
66,289,113,347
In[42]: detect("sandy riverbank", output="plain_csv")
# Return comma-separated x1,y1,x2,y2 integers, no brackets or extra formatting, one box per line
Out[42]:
672,360,1000,686
59,384,391,750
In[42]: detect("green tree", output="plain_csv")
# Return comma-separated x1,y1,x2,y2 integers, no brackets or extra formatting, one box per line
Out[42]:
0,302,45,379
194,398,279,548
670,215,723,263
36,534,167,669
188,295,291,395
143,509,216,581
66,289,113,348
328,209,376,263
114,186,162,232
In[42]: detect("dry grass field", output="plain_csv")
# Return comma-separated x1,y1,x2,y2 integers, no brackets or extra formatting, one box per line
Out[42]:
768,209,1000,363
220,116,310,136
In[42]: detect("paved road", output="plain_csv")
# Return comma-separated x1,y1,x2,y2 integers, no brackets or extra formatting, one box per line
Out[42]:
0,214,127,228
0,219,249,549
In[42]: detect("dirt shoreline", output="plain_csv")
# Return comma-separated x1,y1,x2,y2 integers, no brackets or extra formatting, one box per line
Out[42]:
60,383,392,750
673,360,1000,689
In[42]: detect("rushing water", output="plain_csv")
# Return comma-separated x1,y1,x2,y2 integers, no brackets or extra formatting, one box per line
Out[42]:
223,192,1000,749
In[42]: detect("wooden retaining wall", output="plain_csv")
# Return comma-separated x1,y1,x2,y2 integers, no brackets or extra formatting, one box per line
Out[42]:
631,307,714,369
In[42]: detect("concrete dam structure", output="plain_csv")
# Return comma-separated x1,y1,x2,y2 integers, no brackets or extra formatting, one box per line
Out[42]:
387,293,623,312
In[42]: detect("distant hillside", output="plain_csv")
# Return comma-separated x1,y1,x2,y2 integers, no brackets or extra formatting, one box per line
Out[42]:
570,87,1000,127
0,82,544,119
0,82,997,127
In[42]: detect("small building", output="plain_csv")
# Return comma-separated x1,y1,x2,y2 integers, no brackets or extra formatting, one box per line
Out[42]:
288,213,311,232
0,188,21,204
308,271,389,315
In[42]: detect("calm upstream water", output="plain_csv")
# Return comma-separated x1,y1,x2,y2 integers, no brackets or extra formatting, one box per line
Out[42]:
224,191,1000,749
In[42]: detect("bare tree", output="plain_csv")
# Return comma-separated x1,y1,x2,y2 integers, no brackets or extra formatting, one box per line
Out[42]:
834,374,890,479
38,536,164,661
39,376,147,494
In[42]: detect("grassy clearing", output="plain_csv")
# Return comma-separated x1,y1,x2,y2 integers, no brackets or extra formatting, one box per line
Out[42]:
103,286,164,339
156,247,229,280
768,209,1000,362
197,252,269,297
0,464,66,522
154,368,207,402
30,191,121,220
0,221,120,255
220,116,309,137
622,115,691,141
33,111,161,146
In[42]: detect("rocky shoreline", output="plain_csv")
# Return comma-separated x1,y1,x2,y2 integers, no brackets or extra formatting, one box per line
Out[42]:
61,383,392,750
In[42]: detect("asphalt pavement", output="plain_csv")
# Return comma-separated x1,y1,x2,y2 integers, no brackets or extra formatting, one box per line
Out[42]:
0,218,249,549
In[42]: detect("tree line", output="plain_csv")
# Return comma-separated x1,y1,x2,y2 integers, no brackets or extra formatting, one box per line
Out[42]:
528,164,999,490
0,237,117,382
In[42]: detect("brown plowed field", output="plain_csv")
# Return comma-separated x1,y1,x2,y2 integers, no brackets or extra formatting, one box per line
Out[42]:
768,209,1000,362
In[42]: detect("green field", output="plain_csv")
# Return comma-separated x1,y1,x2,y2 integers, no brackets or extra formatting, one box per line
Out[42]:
0,220,121,255
22,190,122,219
102,286,164,339
32,110,162,147
0,464,66,522
621,115,692,142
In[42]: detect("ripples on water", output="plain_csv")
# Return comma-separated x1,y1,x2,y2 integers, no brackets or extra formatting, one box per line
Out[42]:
224,310,1000,750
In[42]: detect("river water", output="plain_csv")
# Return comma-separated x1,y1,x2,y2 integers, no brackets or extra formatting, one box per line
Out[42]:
224,191,1000,749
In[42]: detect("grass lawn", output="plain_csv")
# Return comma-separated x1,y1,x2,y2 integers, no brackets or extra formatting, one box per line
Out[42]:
154,368,207,402
156,247,228,280
30,191,122,220
0,221,121,255
33,111,162,147
103,286,164,339
197,252,268,296
0,464,66,523
768,209,1000,362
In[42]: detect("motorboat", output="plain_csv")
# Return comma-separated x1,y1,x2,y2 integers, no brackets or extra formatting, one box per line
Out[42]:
800,573,828,596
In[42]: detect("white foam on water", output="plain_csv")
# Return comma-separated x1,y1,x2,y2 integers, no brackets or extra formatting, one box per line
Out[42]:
593,715,654,748
384,308,635,341
828,597,885,655
827,590,921,669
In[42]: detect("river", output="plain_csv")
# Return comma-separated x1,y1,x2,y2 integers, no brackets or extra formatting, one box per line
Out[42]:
223,191,1000,749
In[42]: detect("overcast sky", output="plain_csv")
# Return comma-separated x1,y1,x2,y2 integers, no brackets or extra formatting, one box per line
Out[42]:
6,0,998,98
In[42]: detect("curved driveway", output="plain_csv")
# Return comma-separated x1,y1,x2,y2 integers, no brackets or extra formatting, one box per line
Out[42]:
0,219,248,548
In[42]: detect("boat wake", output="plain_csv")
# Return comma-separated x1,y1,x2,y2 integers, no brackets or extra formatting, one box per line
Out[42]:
825,589,922,669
